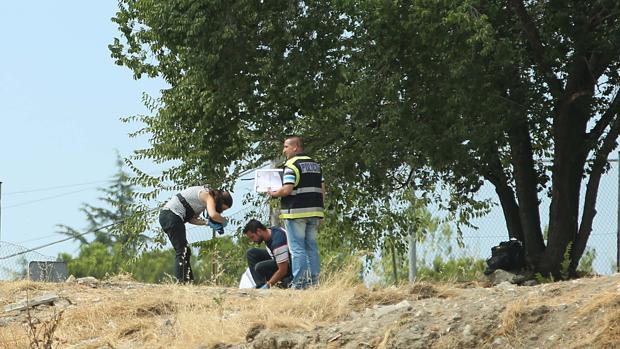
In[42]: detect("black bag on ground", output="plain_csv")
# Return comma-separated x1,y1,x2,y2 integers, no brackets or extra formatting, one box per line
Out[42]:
485,238,525,274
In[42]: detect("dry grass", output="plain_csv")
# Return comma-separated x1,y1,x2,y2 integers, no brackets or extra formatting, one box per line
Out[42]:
0,264,419,348
569,292,620,348
495,299,527,337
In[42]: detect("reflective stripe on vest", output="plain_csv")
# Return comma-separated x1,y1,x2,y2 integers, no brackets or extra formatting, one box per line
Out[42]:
280,207,325,219
290,187,324,195
285,156,311,187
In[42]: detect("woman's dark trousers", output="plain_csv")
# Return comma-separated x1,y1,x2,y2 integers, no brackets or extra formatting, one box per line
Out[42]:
159,210,193,283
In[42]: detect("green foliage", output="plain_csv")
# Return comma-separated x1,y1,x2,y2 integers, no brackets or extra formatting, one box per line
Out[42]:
110,0,620,276
534,272,554,284
560,242,573,280
417,256,486,283
577,248,596,276
55,156,166,281
126,248,176,283
59,243,126,280
192,235,250,286
59,243,176,282
374,199,487,285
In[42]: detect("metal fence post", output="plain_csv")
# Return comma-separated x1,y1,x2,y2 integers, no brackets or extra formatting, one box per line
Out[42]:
617,151,620,272
408,227,416,283
0,181,3,243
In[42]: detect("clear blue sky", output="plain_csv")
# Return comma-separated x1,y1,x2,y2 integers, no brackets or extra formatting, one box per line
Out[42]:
0,1,166,258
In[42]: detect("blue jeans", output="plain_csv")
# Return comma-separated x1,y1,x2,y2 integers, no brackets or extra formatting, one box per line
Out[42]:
284,217,320,289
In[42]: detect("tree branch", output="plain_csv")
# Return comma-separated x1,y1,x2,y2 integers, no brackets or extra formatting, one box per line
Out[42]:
587,91,620,143
481,150,524,242
573,113,620,270
394,167,415,190
509,0,563,98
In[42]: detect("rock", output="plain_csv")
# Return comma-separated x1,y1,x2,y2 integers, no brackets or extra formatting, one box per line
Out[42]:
489,269,518,285
462,324,472,337
4,294,58,312
373,300,412,318
76,277,99,287
0,317,15,327
65,275,76,283
245,324,265,342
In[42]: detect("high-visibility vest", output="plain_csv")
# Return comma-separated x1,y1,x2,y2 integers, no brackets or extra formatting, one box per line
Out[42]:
280,155,324,219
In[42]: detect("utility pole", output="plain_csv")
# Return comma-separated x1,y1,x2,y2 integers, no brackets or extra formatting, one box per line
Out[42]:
617,151,620,272
0,181,3,243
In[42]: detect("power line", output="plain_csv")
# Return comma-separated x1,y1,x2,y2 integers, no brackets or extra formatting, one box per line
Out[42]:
16,233,67,244
0,220,118,260
0,207,159,260
3,187,99,209
0,164,272,258
4,179,114,195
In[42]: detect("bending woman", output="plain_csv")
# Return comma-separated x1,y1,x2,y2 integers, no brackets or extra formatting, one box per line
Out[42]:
159,186,233,283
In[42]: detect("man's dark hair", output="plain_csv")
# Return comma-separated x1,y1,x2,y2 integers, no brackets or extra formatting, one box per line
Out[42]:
243,219,266,234
285,135,303,149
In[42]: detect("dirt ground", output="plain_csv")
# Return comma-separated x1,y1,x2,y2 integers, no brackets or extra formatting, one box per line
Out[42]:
1,273,620,348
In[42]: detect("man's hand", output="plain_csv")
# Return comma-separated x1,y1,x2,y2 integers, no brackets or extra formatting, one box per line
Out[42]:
258,283,270,289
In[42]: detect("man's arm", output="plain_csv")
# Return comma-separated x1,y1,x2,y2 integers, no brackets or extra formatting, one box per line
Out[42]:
266,261,289,287
268,183,293,198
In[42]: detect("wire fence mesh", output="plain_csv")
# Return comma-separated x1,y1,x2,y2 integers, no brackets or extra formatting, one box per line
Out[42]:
0,200,270,281
0,241,56,281
1,164,619,281
416,161,620,276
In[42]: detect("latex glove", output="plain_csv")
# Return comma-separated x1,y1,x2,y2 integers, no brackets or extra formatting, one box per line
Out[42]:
205,214,228,227
207,218,225,235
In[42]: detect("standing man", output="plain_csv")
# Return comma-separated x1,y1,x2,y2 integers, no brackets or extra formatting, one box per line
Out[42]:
267,136,324,289
243,219,292,289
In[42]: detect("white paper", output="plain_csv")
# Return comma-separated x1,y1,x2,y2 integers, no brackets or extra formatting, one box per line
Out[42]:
238,267,256,288
254,169,283,192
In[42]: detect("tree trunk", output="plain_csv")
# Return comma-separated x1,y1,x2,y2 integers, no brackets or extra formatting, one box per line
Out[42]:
539,75,591,277
483,150,524,242
507,116,545,265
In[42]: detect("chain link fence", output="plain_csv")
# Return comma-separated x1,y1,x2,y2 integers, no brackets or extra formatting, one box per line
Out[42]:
0,241,56,281
416,161,620,276
0,201,270,282
1,164,619,280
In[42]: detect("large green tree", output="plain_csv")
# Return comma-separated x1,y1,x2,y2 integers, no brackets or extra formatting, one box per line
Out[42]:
111,0,620,277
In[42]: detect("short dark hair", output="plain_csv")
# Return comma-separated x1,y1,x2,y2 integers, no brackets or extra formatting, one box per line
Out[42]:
285,135,303,149
243,219,266,234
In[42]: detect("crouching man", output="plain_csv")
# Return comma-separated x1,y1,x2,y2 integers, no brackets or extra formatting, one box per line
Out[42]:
243,219,292,289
